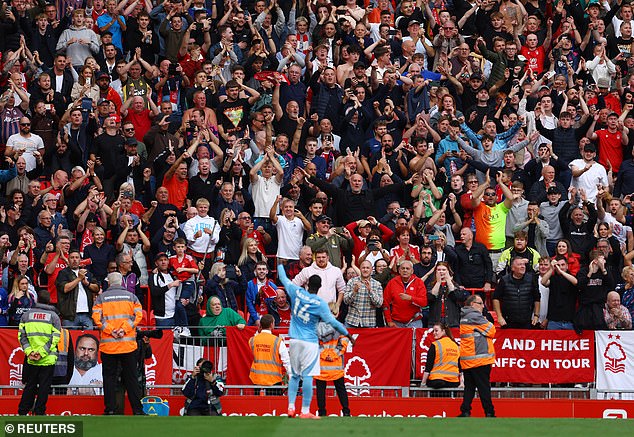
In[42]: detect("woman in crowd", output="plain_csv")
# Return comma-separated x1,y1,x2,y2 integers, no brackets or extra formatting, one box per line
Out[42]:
83,226,116,285
216,208,242,267
7,275,35,326
199,296,246,338
389,228,421,269
204,262,245,312
427,262,465,328
421,323,461,389
553,239,581,276
71,65,100,102
237,238,267,283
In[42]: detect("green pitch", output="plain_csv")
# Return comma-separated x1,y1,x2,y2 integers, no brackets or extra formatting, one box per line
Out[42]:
1,417,633,437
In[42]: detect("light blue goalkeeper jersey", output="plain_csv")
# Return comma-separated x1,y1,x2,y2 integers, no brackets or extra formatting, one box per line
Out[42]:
277,265,349,343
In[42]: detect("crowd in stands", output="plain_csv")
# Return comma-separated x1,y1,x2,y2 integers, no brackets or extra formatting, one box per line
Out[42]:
2,0,634,336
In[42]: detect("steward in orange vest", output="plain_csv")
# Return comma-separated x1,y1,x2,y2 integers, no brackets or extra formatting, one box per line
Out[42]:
458,295,496,418
422,323,460,389
249,315,290,395
315,322,351,417
92,273,145,416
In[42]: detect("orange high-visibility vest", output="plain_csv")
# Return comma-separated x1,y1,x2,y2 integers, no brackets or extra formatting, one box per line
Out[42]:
249,331,284,385
460,316,496,369
92,287,143,354
429,336,460,383
316,336,349,381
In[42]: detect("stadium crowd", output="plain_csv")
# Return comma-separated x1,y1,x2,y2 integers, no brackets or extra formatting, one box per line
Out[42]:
1,0,634,340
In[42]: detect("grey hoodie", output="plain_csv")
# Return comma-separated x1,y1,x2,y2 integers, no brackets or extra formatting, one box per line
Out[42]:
56,26,100,67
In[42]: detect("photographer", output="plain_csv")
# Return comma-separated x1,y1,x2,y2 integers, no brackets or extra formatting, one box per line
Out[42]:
182,359,225,416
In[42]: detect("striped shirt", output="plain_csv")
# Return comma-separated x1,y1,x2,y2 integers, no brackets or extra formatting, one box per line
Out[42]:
0,106,24,145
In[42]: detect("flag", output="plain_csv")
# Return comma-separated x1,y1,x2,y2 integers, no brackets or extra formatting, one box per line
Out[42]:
595,331,634,397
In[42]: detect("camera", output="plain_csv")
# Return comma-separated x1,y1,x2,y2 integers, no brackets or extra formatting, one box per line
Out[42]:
199,360,213,375
137,329,164,340
428,235,440,241
195,22,203,31
168,63,179,76
367,241,379,251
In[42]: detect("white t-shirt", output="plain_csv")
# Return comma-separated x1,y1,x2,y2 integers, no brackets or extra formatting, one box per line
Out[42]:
72,269,89,313
251,174,281,218
6,133,44,172
569,159,608,204
55,74,64,94
275,215,304,260
153,272,176,319
69,363,103,395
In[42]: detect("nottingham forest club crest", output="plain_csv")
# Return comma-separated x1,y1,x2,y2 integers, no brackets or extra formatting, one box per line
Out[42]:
603,333,627,374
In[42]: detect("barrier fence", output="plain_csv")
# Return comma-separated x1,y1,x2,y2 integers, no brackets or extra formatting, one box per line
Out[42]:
1,327,633,398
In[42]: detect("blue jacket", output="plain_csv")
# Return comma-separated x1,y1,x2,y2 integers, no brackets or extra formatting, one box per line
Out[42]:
204,275,246,313
246,279,277,325
460,120,522,152
0,165,17,184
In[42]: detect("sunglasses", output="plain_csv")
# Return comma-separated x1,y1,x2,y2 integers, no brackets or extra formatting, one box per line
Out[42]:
20,123,31,126
124,128,135,132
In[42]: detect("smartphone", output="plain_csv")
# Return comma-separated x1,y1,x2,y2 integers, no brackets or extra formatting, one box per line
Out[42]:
81,97,92,111
44,104,52,111
428,235,440,241
86,77,91,85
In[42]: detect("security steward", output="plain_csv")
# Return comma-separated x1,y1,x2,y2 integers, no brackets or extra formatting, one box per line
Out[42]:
92,272,145,415
249,314,290,395
421,323,460,389
458,295,496,417
315,322,351,417
18,290,61,415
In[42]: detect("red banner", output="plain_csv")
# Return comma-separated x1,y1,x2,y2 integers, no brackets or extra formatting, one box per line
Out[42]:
0,328,173,389
490,329,595,383
226,327,412,391
0,395,632,418
415,328,595,383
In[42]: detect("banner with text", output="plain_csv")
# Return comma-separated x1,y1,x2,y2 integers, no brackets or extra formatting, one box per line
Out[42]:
0,328,173,391
416,328,595,383
595,331,634,394
226,327,412,392
490,329,595,383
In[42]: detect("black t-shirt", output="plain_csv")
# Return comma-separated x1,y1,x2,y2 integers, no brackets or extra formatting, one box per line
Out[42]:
90,133,124,176
217,97,251,135
273,114,299,140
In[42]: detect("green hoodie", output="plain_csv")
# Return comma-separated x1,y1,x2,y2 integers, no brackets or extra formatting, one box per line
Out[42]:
199,299,246,338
